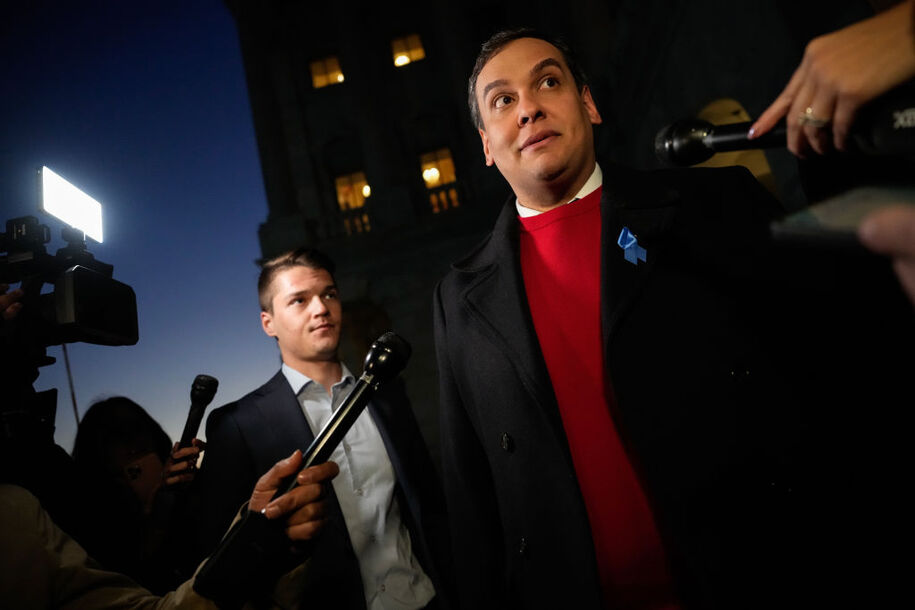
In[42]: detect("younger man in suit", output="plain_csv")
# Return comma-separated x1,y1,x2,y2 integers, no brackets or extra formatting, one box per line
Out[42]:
195,248,449,609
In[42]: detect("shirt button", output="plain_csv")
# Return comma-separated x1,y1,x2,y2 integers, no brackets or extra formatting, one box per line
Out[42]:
501,432,514,453
355,488,364,496
380,584,386,592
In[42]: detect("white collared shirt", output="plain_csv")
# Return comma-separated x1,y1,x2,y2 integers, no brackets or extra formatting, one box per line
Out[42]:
516,162,603,217
281,363,435,610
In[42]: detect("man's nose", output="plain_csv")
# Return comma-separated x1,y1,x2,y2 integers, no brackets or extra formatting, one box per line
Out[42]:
308,295,329,315
517,93,544,126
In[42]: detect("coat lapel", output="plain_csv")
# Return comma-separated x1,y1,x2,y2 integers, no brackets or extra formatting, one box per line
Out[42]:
600,164,680,350
454,197,565,434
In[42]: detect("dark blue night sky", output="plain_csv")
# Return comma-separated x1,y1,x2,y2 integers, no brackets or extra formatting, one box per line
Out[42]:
2,1,281,452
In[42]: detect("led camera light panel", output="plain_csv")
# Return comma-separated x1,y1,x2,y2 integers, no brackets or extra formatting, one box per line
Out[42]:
40,166,103,243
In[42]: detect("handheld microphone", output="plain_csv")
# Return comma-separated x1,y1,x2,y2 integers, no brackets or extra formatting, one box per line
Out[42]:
655,79,915,166
654,119,785,167
178,374,218,448
282,331,411,495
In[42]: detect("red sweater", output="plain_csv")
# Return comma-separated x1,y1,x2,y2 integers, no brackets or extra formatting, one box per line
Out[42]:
519,188,678,609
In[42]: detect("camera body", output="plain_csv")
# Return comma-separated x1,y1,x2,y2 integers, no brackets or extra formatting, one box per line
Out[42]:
1,214,138,447
1,215,138,348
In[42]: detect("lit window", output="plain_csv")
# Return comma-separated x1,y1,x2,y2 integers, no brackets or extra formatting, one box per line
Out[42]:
420,148,460,213
335,171,372,235
310,56,344,89
391,34,425,67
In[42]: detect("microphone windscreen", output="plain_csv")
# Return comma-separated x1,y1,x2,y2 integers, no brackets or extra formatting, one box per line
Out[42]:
191,374,218,405
363,331,411,382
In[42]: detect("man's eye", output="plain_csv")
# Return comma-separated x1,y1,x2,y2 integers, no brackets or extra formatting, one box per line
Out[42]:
541,76,558,89
493,94,512,109
323,291,338,300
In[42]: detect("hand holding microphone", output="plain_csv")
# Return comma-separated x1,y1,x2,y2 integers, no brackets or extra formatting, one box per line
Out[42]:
656,77,915,167
164,374,218,487
748,0,915,157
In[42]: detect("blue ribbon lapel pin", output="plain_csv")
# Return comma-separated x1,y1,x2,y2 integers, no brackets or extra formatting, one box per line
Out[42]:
617,227,647,265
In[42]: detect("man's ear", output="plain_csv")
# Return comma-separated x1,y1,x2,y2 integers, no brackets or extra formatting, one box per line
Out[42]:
261,310,276,338
581,86,602,126
479,128,495,166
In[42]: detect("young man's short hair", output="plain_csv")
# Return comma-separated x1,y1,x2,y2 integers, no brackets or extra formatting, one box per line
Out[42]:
467,27,589,130
257,247,337,312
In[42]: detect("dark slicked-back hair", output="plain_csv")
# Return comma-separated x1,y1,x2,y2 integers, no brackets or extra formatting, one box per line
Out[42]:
257,247,337,312
468,27,589,130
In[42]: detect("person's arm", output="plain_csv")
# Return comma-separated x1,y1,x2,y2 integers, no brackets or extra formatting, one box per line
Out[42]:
0,483,215,610
750,0,915,156
0,453,337,610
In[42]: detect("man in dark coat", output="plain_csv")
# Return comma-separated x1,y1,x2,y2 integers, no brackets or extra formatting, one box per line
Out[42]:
194,248,451,609
434,28,912,610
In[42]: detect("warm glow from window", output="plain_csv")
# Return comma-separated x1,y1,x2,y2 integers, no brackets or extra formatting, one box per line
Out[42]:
310,56,344,89
422,167,440,186
391,34,425,67
420,149,459,213
336,171,371,235
335,172,369,211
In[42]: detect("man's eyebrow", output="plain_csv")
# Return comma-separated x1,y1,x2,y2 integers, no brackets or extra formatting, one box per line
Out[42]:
285,289,311,300
530,57,562,77
481,78,508,103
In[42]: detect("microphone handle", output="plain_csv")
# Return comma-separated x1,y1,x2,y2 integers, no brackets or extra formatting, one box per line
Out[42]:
179,403,206,448
280,373,376,497
708,121,787,152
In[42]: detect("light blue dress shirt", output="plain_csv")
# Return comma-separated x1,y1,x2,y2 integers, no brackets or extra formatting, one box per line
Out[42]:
281,363,435,610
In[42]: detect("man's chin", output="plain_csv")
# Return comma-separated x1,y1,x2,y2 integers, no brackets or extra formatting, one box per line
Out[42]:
521,154,569,183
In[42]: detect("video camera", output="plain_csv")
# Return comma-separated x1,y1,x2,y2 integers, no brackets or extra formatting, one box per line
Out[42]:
1,166,138,445
1,167,138,348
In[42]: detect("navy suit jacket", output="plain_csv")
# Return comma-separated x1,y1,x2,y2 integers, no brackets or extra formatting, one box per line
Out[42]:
433,163,914,610
193,369,451,609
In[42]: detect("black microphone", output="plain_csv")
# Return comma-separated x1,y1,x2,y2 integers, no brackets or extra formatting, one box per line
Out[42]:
282,330,411,494
655,79,915,166
654,119,785,167
178,374,218,448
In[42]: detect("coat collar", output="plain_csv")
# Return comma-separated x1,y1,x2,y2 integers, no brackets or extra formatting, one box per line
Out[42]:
451,199,559,423
450,162,679,422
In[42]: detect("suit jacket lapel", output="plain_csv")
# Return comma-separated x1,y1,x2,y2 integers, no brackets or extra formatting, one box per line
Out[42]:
256,372,359,571
252,371,315,465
